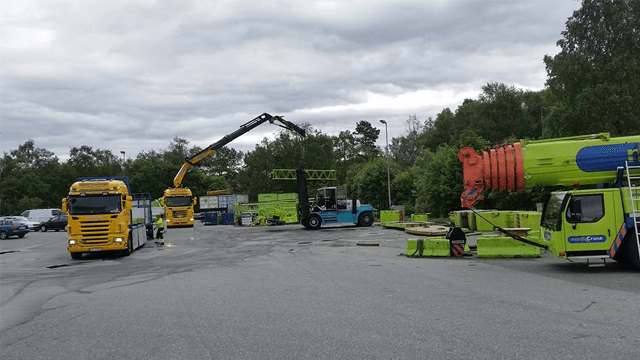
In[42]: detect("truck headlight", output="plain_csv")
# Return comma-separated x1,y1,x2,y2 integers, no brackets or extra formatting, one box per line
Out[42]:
69,240,77,245
114,237,123,243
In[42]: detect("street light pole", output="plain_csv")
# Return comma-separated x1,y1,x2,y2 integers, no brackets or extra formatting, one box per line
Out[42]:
379,120,392,209
120,150,125,163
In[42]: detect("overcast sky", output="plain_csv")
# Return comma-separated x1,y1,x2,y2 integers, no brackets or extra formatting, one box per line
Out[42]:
1,0,581,162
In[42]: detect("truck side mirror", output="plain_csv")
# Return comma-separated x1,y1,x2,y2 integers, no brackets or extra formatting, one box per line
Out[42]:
62,198,68,214
126,196,133,212
194,197,198,205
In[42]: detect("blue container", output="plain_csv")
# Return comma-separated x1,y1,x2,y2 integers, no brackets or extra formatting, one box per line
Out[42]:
220,212,235,225
203,212,218,225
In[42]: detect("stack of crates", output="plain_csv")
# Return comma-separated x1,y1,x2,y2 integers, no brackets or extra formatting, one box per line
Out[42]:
380,210,403,227
475,210,513,231
513,211,542,231
256,193,299,224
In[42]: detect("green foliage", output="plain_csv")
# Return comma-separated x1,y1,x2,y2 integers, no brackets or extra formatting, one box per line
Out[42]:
237,146,274,202
544,0,640,137
422,83,547,152
346,157,399,209
390,115,424,168
127,150,173,198
333,130,357,184
0,140,63,215
354,120,381,161
391,170,417,213
413,145,463,218
238,127,336,201
198,146,243,190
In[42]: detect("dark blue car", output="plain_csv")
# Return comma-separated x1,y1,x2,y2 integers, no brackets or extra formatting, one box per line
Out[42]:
0,219,29,239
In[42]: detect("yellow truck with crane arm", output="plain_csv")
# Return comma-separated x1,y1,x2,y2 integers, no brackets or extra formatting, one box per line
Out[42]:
458,133,640,268
163,113,306,227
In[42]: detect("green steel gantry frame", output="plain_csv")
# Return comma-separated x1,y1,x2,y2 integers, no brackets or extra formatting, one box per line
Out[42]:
271,169,337,181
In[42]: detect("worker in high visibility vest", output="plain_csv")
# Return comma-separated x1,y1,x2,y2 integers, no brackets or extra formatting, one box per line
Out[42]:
155,215,165,245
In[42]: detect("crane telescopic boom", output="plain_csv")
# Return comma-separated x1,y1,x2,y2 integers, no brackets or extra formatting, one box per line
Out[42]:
172,113,306,188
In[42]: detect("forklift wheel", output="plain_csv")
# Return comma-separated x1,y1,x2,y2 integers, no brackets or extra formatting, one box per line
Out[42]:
307,214,322,229
357,212,374,227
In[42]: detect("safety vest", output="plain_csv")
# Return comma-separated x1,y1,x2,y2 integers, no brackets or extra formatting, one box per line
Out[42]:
156,218,164,229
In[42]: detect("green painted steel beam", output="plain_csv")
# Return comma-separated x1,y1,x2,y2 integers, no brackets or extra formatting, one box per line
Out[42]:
271,169,337,181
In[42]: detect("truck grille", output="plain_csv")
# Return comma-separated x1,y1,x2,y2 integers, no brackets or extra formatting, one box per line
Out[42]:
173,210,189,218
78,220,111,244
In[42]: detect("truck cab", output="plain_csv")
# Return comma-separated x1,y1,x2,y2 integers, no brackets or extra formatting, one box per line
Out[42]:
163,187,196,227
63,177,152,259
541,186,639,267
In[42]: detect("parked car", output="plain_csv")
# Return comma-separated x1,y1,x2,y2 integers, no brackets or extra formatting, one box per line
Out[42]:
38,215,68,232
20,208,64,223
5,216,40,231
0,219,29,239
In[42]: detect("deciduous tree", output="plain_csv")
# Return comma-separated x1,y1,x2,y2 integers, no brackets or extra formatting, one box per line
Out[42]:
544,0,640,136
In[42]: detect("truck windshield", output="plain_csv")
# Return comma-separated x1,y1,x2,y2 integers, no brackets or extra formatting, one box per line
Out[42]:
541,192,567,231
68,195,122,215
166,196,192,207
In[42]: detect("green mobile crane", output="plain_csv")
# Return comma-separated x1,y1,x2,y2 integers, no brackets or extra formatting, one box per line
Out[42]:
459,133,640,268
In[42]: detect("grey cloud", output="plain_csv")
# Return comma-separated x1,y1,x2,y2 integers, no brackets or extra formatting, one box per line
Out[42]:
1,0,579,161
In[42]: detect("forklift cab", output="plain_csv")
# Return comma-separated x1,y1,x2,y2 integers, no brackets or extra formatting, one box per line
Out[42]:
313,187,348,211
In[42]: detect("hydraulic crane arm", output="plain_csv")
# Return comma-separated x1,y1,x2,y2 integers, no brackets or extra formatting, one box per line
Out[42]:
172,113,306,187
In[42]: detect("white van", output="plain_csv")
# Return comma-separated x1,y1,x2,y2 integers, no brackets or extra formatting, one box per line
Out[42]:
20,208,64,223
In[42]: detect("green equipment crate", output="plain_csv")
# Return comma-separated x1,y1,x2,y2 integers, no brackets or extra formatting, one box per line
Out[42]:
451,210,475,229
476,234,541,258
475,210,513,231
469,210,491,231
258,193,279,202
380,210,403,224
277,193,298,201
410,214,429,222
513,211,542,231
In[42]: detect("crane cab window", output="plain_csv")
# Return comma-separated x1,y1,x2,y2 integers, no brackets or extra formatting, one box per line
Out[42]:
565,194,604,223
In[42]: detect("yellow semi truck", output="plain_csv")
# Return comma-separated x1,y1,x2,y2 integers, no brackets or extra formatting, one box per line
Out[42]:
63,177,153,260
163,187,196,227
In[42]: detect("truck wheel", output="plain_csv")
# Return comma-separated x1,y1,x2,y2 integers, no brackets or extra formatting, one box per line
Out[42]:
0,231,7,240
357,212,374,227
307,214,322,229
40,225,47,232
123,235,133,256
70,252,83,260
623,230,640,270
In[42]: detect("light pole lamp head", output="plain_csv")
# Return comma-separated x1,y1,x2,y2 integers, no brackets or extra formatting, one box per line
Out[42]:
379,119,387,125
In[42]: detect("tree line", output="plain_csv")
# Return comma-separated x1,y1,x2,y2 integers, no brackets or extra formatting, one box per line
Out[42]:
1,0,638,218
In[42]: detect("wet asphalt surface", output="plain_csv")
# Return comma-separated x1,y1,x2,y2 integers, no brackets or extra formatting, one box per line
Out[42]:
1,223,639,359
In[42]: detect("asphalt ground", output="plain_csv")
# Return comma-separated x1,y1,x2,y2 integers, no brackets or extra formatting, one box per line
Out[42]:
1,223,639,359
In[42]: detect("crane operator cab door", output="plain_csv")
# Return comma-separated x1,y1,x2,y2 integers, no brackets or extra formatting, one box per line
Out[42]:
544,189,619,261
